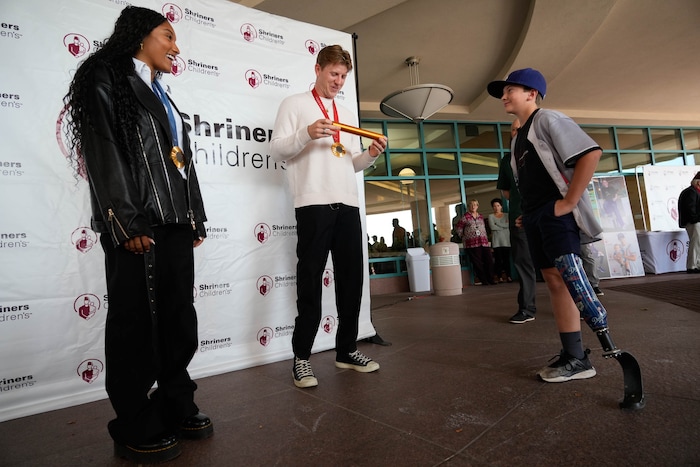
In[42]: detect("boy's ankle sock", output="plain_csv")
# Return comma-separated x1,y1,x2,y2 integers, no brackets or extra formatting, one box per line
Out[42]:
560,331,584,360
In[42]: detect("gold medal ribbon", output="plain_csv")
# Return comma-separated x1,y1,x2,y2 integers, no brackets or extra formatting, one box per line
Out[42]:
312,88,345,157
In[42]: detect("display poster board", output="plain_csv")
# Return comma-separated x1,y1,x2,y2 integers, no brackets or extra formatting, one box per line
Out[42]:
586,176,645,279
642,165,700,231
0,0,374,422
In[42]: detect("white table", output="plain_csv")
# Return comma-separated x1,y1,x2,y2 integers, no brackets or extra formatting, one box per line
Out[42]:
636,230,690,274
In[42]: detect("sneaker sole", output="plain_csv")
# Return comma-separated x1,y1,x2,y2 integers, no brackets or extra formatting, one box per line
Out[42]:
509,317,535,324
293,375,318,388
335,361,380,373
539,368,596,383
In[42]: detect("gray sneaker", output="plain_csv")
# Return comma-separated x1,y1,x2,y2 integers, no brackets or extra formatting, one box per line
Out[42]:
292,357,318,388
538,349,596,383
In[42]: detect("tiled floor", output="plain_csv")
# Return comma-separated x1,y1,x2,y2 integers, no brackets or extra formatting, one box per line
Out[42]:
1,273,699,466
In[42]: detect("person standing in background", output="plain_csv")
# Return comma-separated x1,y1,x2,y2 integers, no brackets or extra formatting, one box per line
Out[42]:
497,119,538,323
270,45,388,388
391,218,407,251
457,199,497,285
63,6,211,463
678,172,700,273
581,242,604,295
488,198,512,283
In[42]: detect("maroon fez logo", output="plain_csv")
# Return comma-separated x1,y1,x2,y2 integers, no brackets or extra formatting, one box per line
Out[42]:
162,3,183,23
63,33,89,58
77,359,104,384
74,294,101,320
257,327,273,346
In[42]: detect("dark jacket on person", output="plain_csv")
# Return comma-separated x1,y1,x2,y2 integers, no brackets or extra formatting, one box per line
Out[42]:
81,63,207,246
678,184,700,228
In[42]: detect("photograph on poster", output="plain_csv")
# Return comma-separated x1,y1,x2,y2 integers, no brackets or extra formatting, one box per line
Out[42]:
600,231,644,277
585,239,610,278
592,176,635,231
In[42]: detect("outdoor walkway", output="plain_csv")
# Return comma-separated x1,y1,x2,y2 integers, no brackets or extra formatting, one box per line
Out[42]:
1,273,699,466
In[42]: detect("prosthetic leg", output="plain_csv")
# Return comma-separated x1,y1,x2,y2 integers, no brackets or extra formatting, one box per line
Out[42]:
554,253,645,410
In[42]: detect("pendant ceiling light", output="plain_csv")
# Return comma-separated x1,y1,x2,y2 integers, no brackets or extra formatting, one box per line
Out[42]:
380,56,454,123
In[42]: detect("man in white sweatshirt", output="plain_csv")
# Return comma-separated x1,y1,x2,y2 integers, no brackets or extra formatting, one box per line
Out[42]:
270,45,388,388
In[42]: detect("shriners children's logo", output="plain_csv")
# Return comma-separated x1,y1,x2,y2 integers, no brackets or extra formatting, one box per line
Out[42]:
170,56,185,76
64,33,89,58
74,294,100,320
322,269,334,288
322,315,335,334
257,276,273,296
257,327,273,346
71,227,97,253
668,198,678,221
241,23,257,42
667,239,684,263
163,3,183,23
77,359,103,384
255,223,270,244
246,69,261,89
305,40,320,55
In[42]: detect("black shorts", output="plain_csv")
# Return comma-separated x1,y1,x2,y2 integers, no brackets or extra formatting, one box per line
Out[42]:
523,200,581,269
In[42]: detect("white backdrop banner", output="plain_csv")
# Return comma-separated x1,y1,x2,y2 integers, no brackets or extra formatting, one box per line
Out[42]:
642,165,700,231
0,0,375,422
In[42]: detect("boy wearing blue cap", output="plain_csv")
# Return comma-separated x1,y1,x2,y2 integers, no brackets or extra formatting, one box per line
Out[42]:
487,68,604,382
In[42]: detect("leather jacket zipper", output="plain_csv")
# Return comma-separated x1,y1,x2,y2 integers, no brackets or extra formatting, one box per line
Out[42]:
107,208,128,239
188,209,196,231
139,122,170,223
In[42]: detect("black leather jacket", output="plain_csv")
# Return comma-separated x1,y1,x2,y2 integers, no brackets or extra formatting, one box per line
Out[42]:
81,64,207,246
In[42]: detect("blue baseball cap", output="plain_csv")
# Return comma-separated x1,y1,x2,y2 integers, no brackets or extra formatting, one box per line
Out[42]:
487,68,547,99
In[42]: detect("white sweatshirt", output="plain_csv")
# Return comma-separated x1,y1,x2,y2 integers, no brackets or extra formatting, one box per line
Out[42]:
270,91,377,208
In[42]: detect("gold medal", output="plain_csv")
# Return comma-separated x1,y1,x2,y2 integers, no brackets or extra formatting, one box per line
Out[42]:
331,142,346,158
170,146,185,169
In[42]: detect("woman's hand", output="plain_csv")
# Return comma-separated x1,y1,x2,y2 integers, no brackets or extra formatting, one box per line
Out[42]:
123,235,154,254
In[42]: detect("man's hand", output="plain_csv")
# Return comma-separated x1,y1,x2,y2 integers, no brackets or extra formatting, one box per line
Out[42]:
307,118,338,140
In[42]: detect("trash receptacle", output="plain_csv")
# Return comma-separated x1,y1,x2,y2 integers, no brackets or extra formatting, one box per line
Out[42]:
405,247,431,292
429,242,462,296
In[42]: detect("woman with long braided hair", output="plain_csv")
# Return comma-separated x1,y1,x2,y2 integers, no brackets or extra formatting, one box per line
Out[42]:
64,6,211,463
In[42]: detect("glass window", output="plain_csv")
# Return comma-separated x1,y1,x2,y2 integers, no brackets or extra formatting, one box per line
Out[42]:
620,152,651,170
364,179,428,251
583,127,614,150
423,123,455,148
460,152,500,176
428,179,463,244
650,129,681,151
387,122,419,149
683,128,700,150
653,153,685,166
459,124,499,148
616,128,649,150
597,153,619,173
462,180,502,222
389,152,423,176
501,126,514,148
364,153,387,176
426,152,458,175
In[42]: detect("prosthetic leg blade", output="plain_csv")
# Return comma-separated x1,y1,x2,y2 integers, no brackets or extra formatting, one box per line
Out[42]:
613,351,645,410
596,329,645,410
